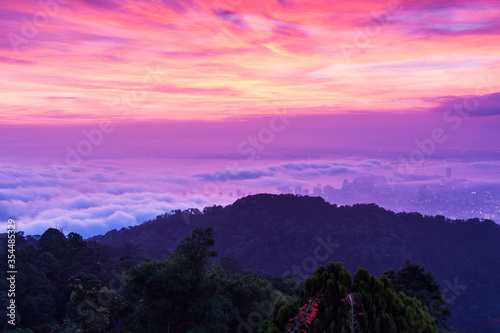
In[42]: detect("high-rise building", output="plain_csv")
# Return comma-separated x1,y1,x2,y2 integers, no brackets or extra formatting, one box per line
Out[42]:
446,168,452,178
277,185,292,194
313,184,322,196
295,185,303,195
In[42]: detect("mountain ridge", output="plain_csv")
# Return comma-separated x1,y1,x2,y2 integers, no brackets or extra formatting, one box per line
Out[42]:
90,193,500,332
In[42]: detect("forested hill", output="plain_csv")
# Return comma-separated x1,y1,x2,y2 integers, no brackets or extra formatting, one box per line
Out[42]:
91,194,500,332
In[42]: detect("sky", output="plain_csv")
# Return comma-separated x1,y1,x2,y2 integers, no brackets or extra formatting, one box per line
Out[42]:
1,0,499,236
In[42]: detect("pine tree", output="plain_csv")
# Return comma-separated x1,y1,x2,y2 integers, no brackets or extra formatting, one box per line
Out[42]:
260,262,438,333
384,261,450,327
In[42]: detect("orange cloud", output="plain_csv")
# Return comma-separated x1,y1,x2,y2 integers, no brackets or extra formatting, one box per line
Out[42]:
1,0,499,123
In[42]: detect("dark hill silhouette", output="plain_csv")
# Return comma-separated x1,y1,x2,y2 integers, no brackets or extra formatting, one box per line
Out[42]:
90,194,500,332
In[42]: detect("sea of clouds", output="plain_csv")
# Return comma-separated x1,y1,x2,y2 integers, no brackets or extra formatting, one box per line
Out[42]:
1,157,498,237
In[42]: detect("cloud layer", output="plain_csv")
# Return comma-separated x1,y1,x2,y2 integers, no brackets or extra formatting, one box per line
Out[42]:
1,157,499,237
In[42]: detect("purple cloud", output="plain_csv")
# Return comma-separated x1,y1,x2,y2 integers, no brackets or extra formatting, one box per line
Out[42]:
214,9,248,27
432,92,500,117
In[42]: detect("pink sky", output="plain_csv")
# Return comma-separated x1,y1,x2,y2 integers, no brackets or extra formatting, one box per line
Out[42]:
1,0,500,123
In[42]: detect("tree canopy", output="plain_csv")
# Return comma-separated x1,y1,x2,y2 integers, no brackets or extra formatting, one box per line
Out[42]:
260,262,438,333
384,260,450,327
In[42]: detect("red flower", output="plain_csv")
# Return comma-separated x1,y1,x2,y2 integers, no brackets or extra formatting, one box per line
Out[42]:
286,286,324,333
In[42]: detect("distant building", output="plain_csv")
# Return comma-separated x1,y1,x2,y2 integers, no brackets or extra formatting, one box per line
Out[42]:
484,213,496,220
313,184,322,196
323,184,333,194
446,168,452,178
236,189,242,197
295,185,303,195
303,189,310,196
342,179,349,189
277,185,292,194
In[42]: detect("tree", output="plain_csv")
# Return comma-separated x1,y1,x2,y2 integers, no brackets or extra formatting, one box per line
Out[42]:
261,262,438,333
39,228,71,260
205,264,276,332
124,227,223,332
68,232,87,249
124,227,277,332
176,227,217,270
384,261,450,327
64,273,111,333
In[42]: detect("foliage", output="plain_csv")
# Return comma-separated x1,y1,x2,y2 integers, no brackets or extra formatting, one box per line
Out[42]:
67,232,87,249
3,194,500,332
340,293,364,333
39,228,71,260
205,264,276,332
286,285,323,333
0,230,118,332
261,262,438,333
64,273,114,333
176,226,217,271
384,261,450,327
90,194,500,331
124,227,274,332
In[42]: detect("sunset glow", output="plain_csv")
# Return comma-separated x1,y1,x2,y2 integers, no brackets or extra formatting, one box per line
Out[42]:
2,0,499,123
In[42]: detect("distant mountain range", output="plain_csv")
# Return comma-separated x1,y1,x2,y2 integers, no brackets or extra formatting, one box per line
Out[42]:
91,193,500,332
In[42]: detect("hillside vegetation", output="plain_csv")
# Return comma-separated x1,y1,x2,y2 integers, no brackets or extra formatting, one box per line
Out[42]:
92,194,500,332
1,194,498,332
